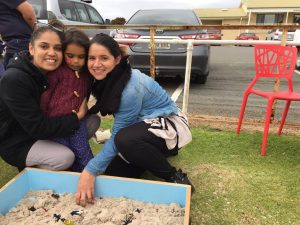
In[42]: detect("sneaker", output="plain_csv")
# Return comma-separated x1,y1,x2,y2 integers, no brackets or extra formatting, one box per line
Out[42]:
167,169,195,193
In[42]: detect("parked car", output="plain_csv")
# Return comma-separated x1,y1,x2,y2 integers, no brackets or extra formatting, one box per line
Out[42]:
206,30,223,40
235,32,259,40
28,0,110,38
114,9,210,84
266,29,295,41
293,29,300,69
235,33,259,46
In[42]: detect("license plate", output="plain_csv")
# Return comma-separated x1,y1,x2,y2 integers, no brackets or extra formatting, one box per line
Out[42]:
148,43,171,49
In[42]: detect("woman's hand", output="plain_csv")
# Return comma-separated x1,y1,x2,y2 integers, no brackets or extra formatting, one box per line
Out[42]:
75,98,88,120
75,169,95,207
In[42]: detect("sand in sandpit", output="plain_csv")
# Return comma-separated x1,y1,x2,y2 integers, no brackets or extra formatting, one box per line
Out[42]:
0,190,185,225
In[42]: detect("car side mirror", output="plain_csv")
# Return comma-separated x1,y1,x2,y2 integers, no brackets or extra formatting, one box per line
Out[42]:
105,19,111,24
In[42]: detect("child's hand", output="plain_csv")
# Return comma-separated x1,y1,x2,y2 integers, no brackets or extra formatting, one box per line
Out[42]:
76,98,88,120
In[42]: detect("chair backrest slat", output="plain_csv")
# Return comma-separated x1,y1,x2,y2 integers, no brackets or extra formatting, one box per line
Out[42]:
254,45,297,81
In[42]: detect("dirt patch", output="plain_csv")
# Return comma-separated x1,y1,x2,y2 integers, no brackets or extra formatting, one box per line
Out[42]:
188,164,245,196
188,113,300,137
89,95,300,136
187,164,248,225
238,212,260,225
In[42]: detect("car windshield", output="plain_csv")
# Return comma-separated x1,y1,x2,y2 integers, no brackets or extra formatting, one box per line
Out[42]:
28,0,47,19
127,10,200,25
241,33,255,36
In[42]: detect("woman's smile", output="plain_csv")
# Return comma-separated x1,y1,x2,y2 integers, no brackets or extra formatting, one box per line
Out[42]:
88,43,120,80
29,31,63,73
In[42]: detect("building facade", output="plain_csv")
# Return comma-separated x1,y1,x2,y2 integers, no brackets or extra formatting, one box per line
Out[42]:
194,0,300,40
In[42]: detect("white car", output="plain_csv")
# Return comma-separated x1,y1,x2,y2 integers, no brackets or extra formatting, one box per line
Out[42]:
293,29,300,69
28,0,111,38
266,29,295,41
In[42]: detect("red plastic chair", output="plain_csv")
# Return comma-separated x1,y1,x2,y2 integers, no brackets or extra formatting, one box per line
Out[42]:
236,44,298,156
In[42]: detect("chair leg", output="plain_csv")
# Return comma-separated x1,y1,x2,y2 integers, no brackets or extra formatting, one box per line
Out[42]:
278,100,291,135
261,99,273,156
236,93,250,134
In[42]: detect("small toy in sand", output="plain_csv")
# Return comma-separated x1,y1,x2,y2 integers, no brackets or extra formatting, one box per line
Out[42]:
61,218,74,225
51,193,60,199
70,210,83,216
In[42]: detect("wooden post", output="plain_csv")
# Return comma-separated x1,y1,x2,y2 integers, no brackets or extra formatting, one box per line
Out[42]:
270,28,287,121
149,27,155,79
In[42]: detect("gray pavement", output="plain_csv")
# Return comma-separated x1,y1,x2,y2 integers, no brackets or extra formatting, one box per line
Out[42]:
159,46,300,124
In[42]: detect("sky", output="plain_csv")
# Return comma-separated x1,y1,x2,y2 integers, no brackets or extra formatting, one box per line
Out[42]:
91,0,242,21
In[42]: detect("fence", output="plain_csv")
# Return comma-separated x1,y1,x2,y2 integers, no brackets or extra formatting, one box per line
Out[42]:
65,23,300,115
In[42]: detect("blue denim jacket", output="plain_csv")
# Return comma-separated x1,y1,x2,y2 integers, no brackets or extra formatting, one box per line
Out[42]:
85,69,179,175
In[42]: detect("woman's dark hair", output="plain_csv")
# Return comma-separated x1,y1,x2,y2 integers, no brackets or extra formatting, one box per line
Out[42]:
63,28,90,54
90,33,127,58
30,25,64,46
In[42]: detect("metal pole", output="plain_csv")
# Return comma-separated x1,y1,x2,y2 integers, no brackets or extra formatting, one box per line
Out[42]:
149,27,155,79
182,41,193,114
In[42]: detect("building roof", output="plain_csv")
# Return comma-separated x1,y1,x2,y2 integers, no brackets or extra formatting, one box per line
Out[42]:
194,8,247,19
241,0,300,8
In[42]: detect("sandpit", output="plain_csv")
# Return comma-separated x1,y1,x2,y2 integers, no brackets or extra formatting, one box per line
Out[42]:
0,190,184,225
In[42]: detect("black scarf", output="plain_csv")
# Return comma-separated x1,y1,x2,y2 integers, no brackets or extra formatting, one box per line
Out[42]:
89,57,131,116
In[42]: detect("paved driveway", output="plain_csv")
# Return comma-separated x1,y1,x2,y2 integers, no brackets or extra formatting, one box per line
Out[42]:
159,46,300,124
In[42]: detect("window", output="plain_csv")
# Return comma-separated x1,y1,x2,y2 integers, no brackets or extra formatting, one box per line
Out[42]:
74,3,90,23
86,5,104,24
59,0,78,21
256,14,284,24
27,0,47,19
294,14,300,24
240,33,255,37
128,10,200,25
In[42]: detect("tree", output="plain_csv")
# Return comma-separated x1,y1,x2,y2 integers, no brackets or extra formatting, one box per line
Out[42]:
111,17,126,25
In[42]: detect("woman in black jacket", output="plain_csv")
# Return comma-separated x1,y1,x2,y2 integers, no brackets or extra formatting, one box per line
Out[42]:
0,26,98,171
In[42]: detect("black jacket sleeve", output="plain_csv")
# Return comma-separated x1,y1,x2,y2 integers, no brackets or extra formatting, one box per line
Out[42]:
0,71,80,139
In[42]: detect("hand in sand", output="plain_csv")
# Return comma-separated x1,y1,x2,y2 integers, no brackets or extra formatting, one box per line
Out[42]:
76,169,95,207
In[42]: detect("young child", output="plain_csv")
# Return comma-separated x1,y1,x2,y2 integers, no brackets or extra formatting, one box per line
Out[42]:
40,28,94,172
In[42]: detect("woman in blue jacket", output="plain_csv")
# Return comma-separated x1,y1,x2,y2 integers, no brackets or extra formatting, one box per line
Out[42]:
76,34,193,206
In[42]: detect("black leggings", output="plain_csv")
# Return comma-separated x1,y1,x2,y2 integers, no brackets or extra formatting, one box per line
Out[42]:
104,121,177,180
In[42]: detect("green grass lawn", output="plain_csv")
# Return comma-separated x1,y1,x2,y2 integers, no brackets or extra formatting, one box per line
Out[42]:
0,121,299,225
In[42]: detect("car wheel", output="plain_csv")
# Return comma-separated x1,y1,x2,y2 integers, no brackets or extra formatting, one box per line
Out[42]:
193,73,208,84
